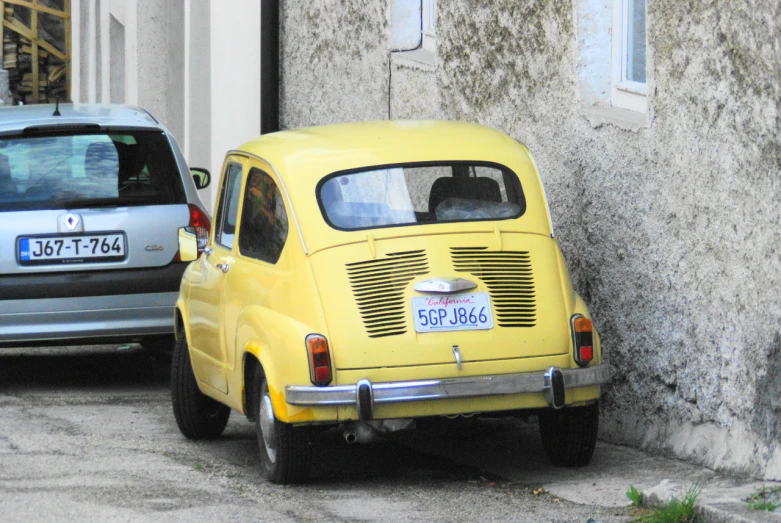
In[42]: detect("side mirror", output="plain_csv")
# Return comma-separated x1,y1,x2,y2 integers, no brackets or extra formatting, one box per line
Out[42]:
178,226,199,262
191,167,211,190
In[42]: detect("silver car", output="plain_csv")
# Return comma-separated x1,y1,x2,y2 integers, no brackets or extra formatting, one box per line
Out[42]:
0,103,211,349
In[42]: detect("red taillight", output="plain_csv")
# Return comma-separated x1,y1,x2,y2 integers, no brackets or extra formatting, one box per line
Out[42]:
306,334,332,386
187,204,211,256
578,344,593,362
572,315,594,367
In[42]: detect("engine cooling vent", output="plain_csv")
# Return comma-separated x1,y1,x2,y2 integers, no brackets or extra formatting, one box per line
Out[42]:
346,250,429,338
451,247,536,327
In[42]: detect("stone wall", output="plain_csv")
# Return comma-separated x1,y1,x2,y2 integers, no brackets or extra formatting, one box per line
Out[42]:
279,0,781,480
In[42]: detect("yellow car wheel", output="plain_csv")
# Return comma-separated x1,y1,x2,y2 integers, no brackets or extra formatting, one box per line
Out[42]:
170,332,231,440
253,366,312,484
538,402,599,467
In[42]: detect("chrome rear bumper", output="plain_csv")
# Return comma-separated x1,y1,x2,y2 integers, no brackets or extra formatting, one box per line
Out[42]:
286,364,610,420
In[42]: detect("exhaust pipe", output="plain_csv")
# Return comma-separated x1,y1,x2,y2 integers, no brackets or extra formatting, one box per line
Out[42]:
343,419,415,444
343,423,376,444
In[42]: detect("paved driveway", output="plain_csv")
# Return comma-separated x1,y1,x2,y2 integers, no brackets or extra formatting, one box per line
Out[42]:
0,345,634,522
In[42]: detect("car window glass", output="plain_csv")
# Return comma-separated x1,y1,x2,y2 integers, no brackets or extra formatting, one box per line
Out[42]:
0,131,185,211
318,163,525,231
238,168,288,264
214,163,243,249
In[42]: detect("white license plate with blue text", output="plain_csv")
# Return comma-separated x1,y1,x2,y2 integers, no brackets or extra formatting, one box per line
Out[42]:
412,293,494,333
18,233,126,265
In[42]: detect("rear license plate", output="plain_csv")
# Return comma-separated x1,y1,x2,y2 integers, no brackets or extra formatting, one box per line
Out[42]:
18,233,126,265
412,293,494,333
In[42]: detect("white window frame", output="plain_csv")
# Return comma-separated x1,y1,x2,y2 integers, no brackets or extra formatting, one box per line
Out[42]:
611,0,646,113
422,0,436,53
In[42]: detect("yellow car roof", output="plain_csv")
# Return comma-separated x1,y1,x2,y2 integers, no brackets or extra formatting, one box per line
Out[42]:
238,120,526,181
234,120,553,254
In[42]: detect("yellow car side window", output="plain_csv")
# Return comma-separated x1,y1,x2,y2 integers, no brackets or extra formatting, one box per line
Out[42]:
214,163,242,249
238,167,288,264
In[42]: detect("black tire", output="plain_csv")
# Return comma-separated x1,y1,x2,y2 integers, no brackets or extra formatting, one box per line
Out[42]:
253,366,312,484
171,332,231,440
538,402,599,467
142,334,175,352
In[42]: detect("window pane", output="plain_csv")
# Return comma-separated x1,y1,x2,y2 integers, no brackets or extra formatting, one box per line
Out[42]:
0,132,185,211
319,163,525,231
239,168,288,264
215,164,242,248
625,0,646,83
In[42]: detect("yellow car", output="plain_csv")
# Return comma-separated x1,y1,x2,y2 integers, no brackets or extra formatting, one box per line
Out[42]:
171,120,610,484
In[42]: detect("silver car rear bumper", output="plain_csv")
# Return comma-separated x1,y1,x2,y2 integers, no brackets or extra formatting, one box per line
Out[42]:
286,364,610,420
0,292,178,344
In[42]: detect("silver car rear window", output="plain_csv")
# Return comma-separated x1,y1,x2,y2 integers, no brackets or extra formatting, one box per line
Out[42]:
318,163,526,231
0,131,185,211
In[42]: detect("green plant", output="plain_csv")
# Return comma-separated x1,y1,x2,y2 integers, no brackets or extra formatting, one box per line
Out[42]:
633,483,703,523
746,484,781,512
627,485,642,507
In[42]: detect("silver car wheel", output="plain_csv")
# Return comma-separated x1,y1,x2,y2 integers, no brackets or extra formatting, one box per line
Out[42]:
259,390,277,464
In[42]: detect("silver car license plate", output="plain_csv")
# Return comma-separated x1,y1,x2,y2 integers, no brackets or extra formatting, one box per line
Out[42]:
412,293,494,333
18,233,126,265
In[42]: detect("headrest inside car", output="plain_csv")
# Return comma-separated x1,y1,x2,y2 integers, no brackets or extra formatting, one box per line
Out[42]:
428,176,502,214
0,153,11,183
84,141,119,180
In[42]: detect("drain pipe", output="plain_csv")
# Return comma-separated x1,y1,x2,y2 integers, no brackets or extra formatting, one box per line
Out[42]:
260,0,280,134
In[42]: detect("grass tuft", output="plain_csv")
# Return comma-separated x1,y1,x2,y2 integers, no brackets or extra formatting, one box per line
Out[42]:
627,485,642,507
631,482,703,523
746,484,781,512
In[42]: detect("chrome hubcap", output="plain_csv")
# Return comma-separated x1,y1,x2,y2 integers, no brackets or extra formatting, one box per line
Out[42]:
259,392,277,463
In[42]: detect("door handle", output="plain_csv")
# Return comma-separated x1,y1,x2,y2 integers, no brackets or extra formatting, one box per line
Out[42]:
216,263,230,273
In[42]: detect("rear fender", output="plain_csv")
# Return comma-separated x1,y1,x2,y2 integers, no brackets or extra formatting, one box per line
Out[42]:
553,242,602,366
553,242,576,312
236,306,335,423
571,293,602,366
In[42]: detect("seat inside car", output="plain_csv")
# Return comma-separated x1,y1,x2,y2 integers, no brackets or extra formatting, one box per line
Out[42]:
428,176,502,214
84,141,120,197
0,154,15,198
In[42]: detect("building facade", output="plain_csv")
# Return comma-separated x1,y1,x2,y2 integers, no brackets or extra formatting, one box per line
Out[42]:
279,0,780,480
66,0,262,208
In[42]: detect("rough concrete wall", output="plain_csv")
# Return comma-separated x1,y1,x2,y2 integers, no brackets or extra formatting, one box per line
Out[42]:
133,0,186,143
279,0,781,480
165,0,186,145
187,1,211,175
279,0,391,128
109,16,125,104
597,0,781,479
95,1,103,98
78,0,89,103
389,53,443,120
576,0,611,105
136,0,169,123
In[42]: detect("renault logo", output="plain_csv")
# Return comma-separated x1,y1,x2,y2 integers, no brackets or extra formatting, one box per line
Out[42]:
58,213,83,233
64,214,79,230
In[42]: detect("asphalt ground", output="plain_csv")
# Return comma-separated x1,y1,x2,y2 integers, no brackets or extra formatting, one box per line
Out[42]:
0,345,778,522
